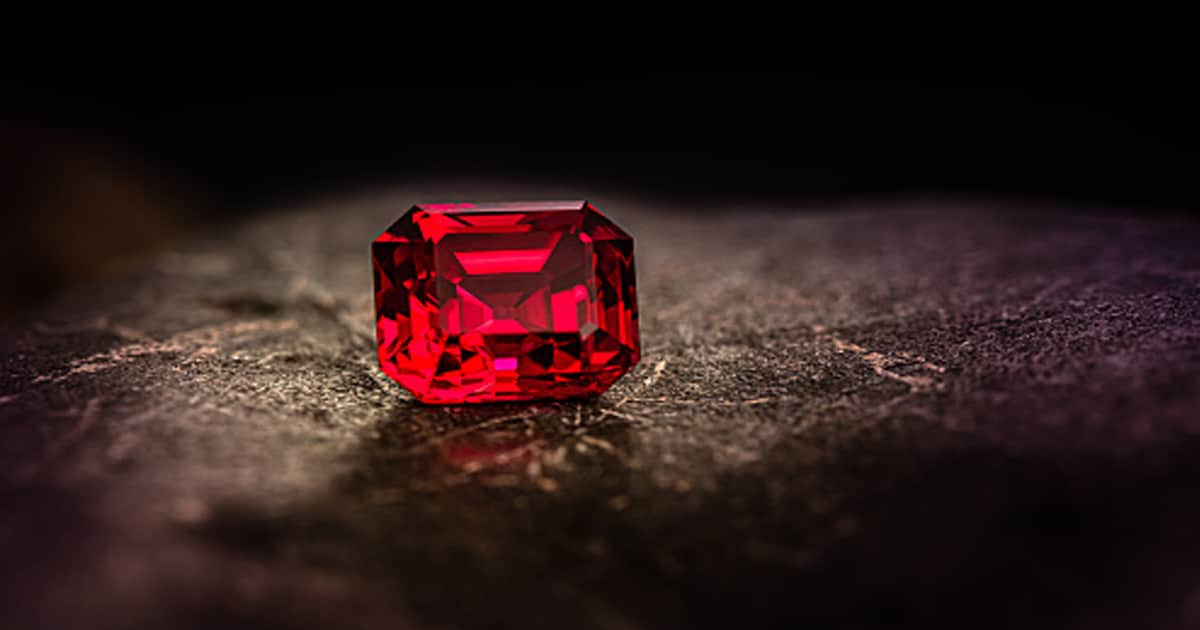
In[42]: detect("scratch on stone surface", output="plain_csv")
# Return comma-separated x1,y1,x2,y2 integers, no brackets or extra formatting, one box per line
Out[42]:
911,355,946,374
812,324,945,392
0,394,17,406
17,397,103,482
56,398,103,452
597,408,644,424
621,393,801,408
579,434,617,454
38,319,299,383
886,349,946,375
643,358,667,389
615,358,669,408
619,396,698,405
862,391,918,423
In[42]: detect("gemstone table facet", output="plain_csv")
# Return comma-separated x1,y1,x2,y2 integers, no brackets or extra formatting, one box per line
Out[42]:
371,201,640,403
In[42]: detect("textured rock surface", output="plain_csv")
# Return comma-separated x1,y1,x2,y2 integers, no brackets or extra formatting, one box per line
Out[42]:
3,188,1200,629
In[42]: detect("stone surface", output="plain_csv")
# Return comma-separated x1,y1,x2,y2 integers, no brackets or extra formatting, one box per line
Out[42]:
372,201,639,403
2,188,1200,629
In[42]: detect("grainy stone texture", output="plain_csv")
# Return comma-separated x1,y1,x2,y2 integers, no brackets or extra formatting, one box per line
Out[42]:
3,188,1200,629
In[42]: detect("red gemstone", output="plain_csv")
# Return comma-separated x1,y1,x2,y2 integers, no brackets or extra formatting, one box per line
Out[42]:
371,200,640,404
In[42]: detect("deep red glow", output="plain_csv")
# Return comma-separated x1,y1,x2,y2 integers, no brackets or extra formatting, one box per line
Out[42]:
372,201,640,404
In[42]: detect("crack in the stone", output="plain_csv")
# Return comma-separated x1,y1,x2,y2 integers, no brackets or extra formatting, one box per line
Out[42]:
819,327,946,393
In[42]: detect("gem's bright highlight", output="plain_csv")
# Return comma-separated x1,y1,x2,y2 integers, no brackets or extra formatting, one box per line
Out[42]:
371,201,640,404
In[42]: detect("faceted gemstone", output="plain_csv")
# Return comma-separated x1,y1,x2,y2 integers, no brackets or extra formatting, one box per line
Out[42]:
371,200,640,404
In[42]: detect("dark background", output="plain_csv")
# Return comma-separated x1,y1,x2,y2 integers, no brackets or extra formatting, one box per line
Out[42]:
5,69,1198,314
4,66,1198,309
7,69,1200,209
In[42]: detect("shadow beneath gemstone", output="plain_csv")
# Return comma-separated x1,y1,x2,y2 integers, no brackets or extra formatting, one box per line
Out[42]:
178,395,648,628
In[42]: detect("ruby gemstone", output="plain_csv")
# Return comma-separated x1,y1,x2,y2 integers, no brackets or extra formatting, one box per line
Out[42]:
371,201,640,404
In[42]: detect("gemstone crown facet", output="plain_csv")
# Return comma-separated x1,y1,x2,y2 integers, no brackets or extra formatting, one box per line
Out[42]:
371,200,640,404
